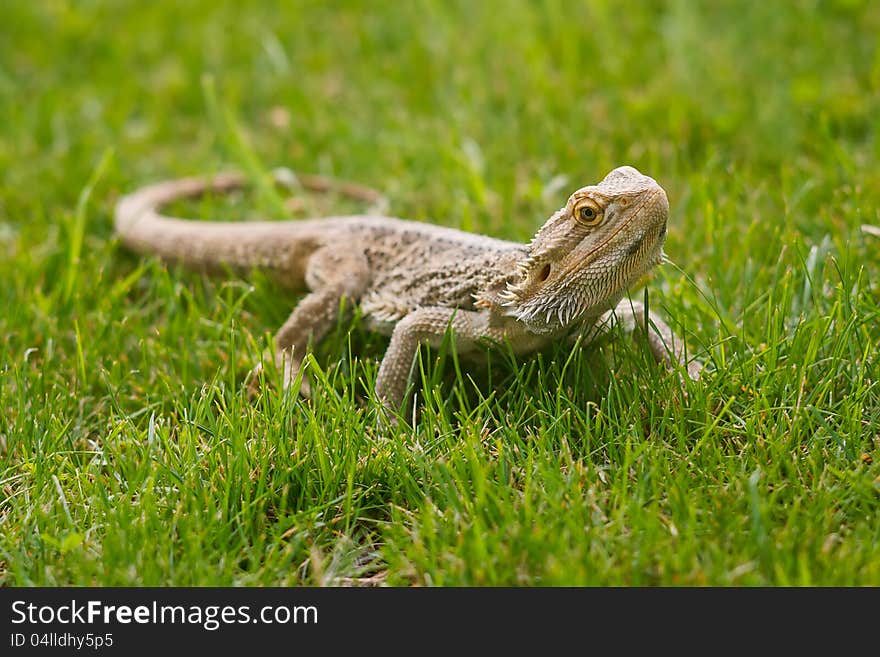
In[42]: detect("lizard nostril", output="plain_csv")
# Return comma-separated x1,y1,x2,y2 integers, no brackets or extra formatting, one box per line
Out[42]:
538,263,551,281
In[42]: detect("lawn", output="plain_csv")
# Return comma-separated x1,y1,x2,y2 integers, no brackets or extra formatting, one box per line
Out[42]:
1,0,878,586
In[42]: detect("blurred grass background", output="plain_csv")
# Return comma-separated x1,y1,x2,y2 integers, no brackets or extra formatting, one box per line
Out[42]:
0,0,878,585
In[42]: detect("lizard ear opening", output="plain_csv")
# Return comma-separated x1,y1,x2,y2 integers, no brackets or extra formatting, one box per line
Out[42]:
538,263,551,282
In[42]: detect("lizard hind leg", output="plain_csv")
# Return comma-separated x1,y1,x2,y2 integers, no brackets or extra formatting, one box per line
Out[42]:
250,245,371,398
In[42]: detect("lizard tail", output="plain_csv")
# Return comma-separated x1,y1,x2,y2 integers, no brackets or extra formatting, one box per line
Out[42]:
113,171,247,234
113,170,387,283
114,171,305,278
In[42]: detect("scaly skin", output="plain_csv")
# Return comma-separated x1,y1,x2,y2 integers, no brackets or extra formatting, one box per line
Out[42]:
114,166,702,414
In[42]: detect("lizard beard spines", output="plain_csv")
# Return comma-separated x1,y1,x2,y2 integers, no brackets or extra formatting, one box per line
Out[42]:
497,256,544,306
500,283,585,334
498,255,578,333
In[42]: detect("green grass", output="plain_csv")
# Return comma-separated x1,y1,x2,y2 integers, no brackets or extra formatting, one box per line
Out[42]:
1,0,879,586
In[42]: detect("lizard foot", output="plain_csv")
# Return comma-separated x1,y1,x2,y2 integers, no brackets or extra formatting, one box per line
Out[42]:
245,357,311,400
685,359,704,381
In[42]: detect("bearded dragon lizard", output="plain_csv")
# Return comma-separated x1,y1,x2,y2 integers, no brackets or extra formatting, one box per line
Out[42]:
114,165,702,414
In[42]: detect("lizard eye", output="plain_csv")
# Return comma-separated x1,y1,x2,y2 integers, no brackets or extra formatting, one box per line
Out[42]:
575,201,603,226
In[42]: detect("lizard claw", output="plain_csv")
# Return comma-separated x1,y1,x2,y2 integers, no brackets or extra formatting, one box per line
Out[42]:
282,356,311,399
245,362,265,399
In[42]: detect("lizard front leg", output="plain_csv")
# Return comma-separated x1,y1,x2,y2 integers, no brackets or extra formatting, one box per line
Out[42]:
253,246,370,396
583,297,703,380
375,307,491,414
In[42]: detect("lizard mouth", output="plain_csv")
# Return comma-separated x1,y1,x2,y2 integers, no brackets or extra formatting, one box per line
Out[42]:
626,232,647,256
625,220,667,257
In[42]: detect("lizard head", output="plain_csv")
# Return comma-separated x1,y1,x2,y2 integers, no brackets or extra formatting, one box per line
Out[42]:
501,165,669,334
